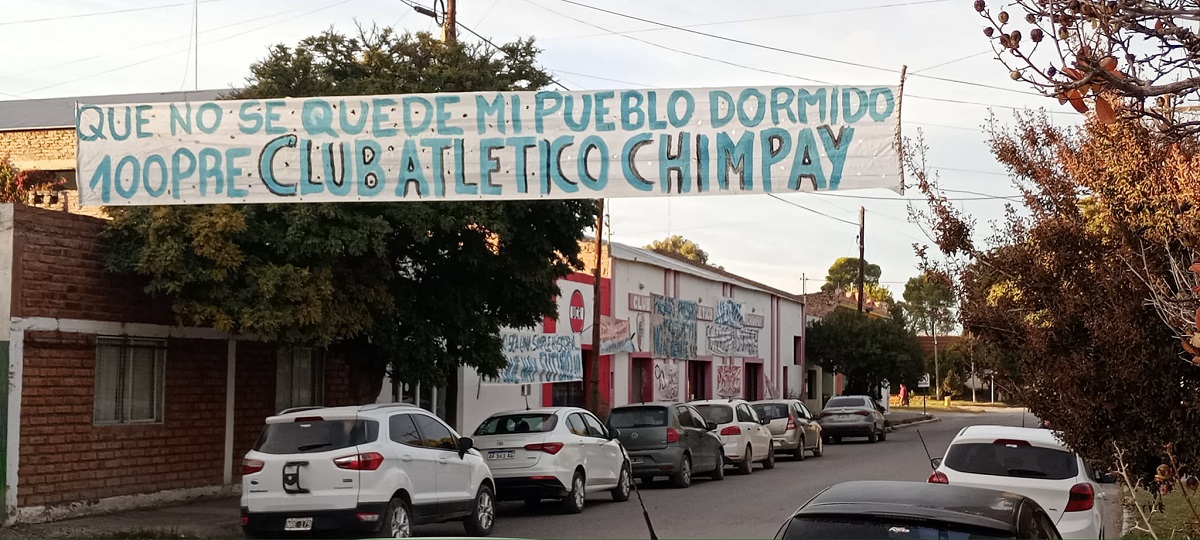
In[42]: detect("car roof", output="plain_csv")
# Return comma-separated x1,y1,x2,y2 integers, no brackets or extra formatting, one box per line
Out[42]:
751,399,797,405
692,399,743,406
793,481,1029,533
266,403,426,422
611,401,684,408
952,425,1070,450
486,407,571,416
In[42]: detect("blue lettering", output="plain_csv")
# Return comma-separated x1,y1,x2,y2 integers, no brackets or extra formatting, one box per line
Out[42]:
338,100,369,135
264,100,286,134
621,133,654,192
238,101,263,135
420,138,452,198
108,107,132,141
737,88,767,128
198,147,223,196
325,142,353,196
135,105,152,139
373,98,399,137
563,94,591,132
659,132,691,193
302,99,338,137
143,155,168,198
717,131,753,190
770,88,797,125
593,91,616,132
577,135,608,192
197,102,223,135
476,94,506,135
88,155,112,203
820,125,854,190
76,105,105,141
169,103,191,136
171,148,196,200
434,95,462,135
224,147,251,198
397,139,429,198
696,134,710,192
507,136,537,193
759,128,792,192
479,137,505,196
402,97,432,135
709,90,734,129
534,91,563,134
452,139,475,195
869,87,895,122
548,135,577,194
620,90,645,130
667,90,695,128
646,91,668,130
841,87,869,123
114,155,139,199
796,88,827,123
356,140,384,197
258,134,298,196
788,128,826,190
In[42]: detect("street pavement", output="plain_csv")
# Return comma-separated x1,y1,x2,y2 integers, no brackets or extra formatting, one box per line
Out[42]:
2,408,1123,539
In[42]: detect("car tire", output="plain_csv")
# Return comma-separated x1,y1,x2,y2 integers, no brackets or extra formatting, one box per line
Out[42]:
611,463,632,502
670,454,693,488
379,497,414,538
794,437,806,461
561,470,586,514
463,484,496,537
709,450,726,480
763,443,776,470
812,437,824,457
868,429,878,444
736,445,753,475
524,498,541,507
879,427,887,442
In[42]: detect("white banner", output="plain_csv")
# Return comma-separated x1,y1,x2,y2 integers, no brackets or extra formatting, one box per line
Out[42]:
75,86,902,206
488,329,582,385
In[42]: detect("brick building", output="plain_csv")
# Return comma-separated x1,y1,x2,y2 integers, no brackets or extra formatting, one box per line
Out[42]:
0,203,356,523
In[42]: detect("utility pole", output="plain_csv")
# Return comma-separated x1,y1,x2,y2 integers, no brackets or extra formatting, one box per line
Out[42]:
857,207,865,312
588,199,605,413
442,0,457,44
930,318,941,400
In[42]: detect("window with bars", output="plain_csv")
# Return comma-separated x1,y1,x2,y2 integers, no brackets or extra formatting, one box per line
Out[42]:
275,348,324,413
94,337,167,425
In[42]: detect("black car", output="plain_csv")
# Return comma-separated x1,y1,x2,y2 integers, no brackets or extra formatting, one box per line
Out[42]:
775,480,1063,539
605,401,725,488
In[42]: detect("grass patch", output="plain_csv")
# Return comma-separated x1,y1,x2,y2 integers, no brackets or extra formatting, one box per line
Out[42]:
1125,488,1200,539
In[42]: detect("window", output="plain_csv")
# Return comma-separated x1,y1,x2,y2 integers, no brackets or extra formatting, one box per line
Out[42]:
581,414,607,438
94,337,166,425
608,407,669,429
695,404,734,425
255,419,378,454
752,403,790,420
411,413,457,451
475,413,558,435
736,404,756,423
687,407,708,428
943,442,1079,480
276,347,324,413
797,403,814,420
566,414,589,436
825,397,867,409
675,406,695,428
390,414,423,446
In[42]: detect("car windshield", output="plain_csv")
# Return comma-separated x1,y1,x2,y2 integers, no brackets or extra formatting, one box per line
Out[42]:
695,404,734,424
944,442,1079,480
253,419,378,454
753,403,790,420
825,397,867,409
608,407,669,428
778,516,1013,540
474,413,558,435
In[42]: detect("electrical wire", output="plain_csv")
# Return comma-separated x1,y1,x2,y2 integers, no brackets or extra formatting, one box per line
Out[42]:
767,194,860,226
0,0,233,26
912,50,992,74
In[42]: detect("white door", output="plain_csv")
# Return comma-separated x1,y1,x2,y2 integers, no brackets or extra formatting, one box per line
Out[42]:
411,413,474,505
389,414,440,510
564,414,593,484
580,412,621,487
737,403,772,459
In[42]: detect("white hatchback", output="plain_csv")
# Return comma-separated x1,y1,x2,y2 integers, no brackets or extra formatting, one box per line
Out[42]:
692,399,775,474
472,407,631,513
241,404,495,538
929,425,1112,539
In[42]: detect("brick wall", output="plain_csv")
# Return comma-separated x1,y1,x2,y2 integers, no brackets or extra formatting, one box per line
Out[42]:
0,129,74,167
232,341,276,479
19,332,226,508
11,204,171,323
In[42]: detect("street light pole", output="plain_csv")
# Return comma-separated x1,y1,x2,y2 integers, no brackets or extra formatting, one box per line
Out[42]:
930,318,940,400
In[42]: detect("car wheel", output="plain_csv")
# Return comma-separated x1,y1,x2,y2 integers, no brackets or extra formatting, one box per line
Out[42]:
868,428,878,444
379,497,413,538
463,484,496,536
611,463,632,502
763,443,776,470
879,427,887,442
671,454,693,488
736,445,753,475
709,450,726,480
561,470,586,514
812,437,824,457
794,437,806,461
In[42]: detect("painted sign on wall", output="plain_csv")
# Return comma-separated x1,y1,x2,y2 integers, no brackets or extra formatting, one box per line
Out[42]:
717,365,743,398
489,330,582,384
75,86,902,206
650,294,698,360
599,316,636,355
555,279,594,344
653,359,682,401
705,298,760,356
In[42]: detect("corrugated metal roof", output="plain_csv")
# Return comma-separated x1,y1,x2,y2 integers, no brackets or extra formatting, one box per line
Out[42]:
609,241,806,300
0,89,230,131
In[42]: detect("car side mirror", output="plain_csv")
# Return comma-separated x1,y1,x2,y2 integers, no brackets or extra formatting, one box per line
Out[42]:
706,422,718,431
607,428,620,440
931,457,943,469
457,437,474,458
760,417,770,425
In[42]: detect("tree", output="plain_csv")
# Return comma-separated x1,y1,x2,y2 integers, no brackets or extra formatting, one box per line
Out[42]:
972,0,1200,136
907,116,1200,478
647,235,710,264
902,271,957,335
0,157,64,204
821,257,881,291
103,28,597,400
806,305,925,399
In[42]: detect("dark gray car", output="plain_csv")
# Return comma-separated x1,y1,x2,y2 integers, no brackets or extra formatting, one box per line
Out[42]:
606,402,725,488
817,395,887,444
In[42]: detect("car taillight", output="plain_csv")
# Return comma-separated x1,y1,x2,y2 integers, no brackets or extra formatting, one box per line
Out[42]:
666,428,680,443
720,425,741,436
242,459,264,475
524,442,564,454
1065,483,1095,512
853,410,871,416
785,417,797,431
819,411,832,418
928,472,949,484
333,452,384,471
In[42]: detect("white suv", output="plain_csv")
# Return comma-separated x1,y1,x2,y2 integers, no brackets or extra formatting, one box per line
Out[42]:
692,399,775,474
241,404,495,538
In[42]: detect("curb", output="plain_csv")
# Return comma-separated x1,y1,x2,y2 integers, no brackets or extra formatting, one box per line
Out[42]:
889,417,941,431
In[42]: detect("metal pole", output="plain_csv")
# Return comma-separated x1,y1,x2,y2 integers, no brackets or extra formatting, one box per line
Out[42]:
931,318,941,400
588,199,605,413
857,207,865,312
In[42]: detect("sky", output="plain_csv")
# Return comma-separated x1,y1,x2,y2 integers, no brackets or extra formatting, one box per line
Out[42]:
0,0,1084,295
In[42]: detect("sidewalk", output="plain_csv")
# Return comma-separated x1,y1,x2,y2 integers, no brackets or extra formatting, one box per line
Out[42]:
884,410,938,428
0,497,242,539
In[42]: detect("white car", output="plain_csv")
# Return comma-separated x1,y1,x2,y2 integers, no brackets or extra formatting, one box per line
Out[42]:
241,404,495,538
929,425,1112,539
692,399,775,474
472,407,631,513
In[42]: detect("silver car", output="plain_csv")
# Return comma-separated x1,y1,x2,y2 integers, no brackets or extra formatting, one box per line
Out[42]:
751,400,824,460
817,395,886,444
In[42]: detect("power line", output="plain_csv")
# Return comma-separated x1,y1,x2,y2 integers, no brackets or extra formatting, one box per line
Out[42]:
912,50,991,74
767,194,860,226
0,0,232,26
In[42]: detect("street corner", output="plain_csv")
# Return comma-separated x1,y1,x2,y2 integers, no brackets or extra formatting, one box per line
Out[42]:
884,411,939,430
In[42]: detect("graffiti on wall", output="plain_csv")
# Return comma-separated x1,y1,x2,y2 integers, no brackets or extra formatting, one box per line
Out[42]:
705,298,760,356
713,298,744,327
654,359,681,401
599,316,636,355
651,294,698,360
716,365,743,398
489,330,582,384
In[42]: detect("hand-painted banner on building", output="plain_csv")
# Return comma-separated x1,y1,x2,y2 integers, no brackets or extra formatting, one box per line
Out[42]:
489,329,582,385
75,86,901,206
650,294,698,360
599,316,636,355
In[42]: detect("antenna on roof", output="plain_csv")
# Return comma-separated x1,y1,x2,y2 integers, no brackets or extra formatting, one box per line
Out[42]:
916,429,936,471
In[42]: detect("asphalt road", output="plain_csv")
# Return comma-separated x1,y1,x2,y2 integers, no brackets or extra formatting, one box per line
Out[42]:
415,408,1121,539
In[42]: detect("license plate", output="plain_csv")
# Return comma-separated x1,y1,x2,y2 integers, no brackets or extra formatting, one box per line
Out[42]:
630,457,643,464
284,518,313,531
488,450,515,460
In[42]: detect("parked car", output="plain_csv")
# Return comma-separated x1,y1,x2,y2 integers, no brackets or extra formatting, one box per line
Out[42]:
240,404,494,539
774,480,1062,539
751,399,824,460
817,395,887,444
692,398,775,474
471,407,630,514
929,425,1113,539
606,402,725,488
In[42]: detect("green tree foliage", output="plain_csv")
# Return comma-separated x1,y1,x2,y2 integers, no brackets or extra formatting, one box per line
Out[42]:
103,28,597,399
647,235,710,265
806,306,924,399
821,257,881,292
902,271,956,335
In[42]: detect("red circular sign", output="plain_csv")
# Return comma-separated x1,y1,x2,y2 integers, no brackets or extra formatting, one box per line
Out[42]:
569,290,586,333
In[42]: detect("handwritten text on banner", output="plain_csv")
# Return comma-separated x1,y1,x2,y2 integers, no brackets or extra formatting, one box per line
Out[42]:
489,329,582,385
